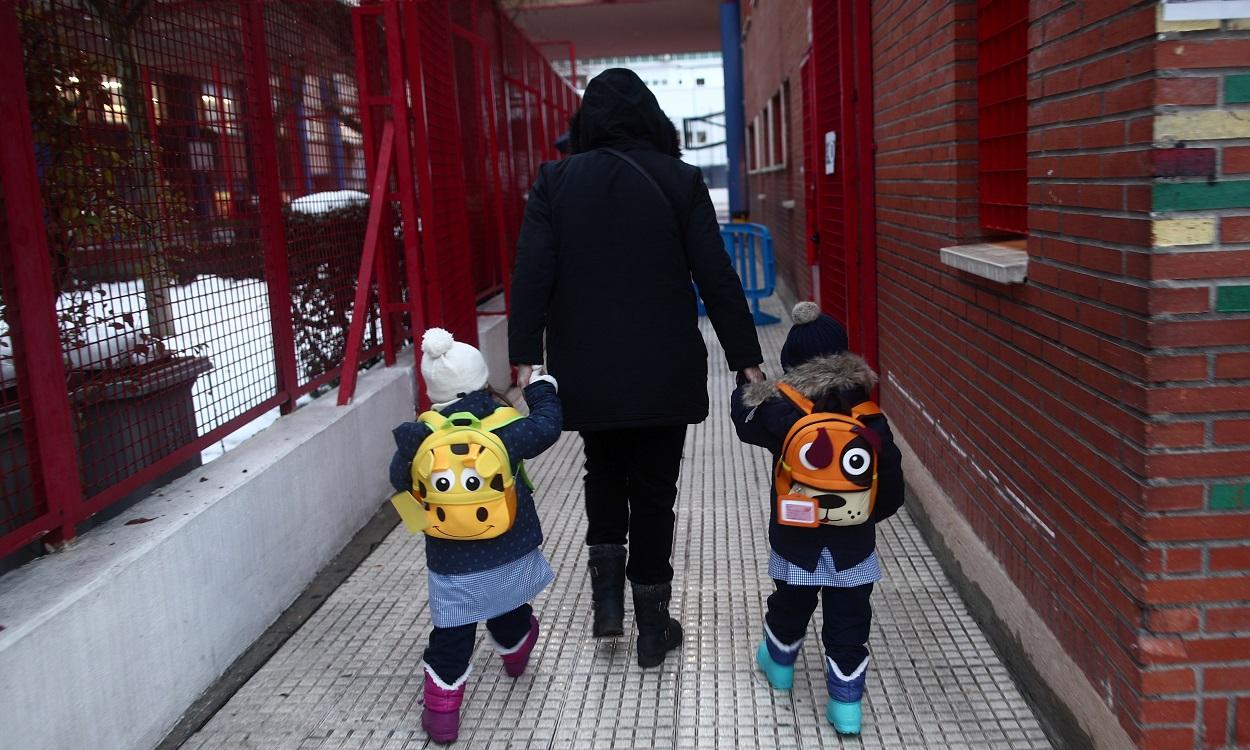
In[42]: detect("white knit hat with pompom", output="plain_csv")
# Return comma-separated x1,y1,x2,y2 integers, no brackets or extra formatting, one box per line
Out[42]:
420,328,490,403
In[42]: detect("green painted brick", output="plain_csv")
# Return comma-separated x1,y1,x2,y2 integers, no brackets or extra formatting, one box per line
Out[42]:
1154,180,1250,212
1228,75,1250,104
1217,285,1250,312
1211,483,1250,510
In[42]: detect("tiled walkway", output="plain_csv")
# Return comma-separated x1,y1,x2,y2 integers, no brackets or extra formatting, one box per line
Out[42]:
183,297,1054,749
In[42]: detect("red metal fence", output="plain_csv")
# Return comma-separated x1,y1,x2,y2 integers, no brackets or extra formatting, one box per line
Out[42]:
0,0,577,561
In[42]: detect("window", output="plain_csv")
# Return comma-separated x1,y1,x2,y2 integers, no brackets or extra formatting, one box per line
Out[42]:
977,0,1028,234
747,117,759,172
748,83,788,173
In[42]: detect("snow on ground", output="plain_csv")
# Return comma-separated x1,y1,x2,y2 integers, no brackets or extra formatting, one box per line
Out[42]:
289,190,368,216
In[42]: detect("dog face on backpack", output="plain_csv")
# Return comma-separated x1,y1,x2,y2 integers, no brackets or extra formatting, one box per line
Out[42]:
415,440,515,540
776,419,877,527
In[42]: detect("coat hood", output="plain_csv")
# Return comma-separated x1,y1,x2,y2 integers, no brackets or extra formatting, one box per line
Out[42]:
570,68,682,158
740,353,878,408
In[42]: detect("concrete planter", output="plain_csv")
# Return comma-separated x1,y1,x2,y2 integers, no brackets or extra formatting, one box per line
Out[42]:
0,356,212,544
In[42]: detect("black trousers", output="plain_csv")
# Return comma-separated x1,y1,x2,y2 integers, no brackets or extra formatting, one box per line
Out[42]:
581,425,688,585
765,580,873,674
423,603,532,684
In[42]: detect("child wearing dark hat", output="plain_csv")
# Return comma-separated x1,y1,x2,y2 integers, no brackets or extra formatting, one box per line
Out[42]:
389,329,562,744
730,302,905,735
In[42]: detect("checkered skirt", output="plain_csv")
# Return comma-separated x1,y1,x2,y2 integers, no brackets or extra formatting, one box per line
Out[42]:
428,547,554,628
768,548,881,588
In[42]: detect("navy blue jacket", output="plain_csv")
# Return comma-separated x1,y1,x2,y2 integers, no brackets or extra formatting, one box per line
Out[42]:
730,354,905,572
389,382,562,575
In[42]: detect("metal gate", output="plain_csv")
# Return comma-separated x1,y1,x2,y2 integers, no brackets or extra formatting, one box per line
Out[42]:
807,0,877,368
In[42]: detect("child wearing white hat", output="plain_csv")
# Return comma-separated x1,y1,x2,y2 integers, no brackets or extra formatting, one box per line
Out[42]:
390,328,561,744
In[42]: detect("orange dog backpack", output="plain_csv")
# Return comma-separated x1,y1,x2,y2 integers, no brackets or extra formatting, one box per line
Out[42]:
773,382,882,528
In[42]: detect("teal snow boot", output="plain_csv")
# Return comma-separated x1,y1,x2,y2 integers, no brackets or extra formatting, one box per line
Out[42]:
755,623,802,690
824,656,868,735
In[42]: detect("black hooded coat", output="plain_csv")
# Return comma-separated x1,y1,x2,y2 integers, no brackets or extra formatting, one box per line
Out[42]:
508,69,763,431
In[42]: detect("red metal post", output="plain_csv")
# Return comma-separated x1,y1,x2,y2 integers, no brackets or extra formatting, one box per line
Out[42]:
389,1,430,409
400,1,445,337
0,2,84,546
481,45,513,316
337,121,395,406
353,5,401,365
241,0,299,413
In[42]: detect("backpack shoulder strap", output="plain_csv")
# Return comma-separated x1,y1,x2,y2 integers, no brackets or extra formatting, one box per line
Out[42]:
850,401,882,420
417,411,449,431
480,406,524,433
776,382,814,415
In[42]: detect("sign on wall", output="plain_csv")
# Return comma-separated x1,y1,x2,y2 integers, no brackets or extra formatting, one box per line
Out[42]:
1162,0,1250,19
824,131,836,175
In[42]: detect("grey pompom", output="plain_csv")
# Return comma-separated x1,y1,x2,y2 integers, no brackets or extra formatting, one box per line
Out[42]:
791,301,822,325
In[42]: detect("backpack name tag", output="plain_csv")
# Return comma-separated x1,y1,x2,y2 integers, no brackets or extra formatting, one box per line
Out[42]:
778,496,821,528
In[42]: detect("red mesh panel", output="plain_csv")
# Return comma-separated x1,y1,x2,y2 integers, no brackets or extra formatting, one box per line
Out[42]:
418,1,477,345
2,0,381,556
977,0,1028,234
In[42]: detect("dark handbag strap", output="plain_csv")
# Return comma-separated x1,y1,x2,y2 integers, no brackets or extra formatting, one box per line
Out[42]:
599,147,677,220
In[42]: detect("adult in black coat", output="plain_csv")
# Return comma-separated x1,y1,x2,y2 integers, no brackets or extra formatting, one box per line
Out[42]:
508,68,764,669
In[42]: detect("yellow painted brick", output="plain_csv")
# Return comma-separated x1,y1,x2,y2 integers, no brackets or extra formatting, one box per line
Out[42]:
1152,218,1216,247
1231,19,1250,30
1155,110,1250,143
1157,4,1222,33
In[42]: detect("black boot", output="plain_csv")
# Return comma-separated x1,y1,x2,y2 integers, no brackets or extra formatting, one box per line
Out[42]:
632,582,683,668
588,544,626,637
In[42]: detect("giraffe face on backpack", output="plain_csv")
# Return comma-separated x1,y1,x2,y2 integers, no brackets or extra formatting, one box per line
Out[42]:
389,410,523,541
415,440,517,540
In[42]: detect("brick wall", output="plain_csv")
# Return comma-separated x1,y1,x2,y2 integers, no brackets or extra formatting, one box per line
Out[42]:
872,0,1170,746
1141,11,1250,750
741,1,1249,746
741,0,811,301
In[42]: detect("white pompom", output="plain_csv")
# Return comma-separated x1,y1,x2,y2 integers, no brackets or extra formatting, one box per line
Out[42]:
422,328,455,358
792,301,822,325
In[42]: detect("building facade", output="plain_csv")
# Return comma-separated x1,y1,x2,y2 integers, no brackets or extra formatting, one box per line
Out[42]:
741,1,1250,748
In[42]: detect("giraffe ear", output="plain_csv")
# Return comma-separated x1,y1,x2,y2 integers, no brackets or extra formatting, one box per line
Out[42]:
416,449,434,478
476,449,502,478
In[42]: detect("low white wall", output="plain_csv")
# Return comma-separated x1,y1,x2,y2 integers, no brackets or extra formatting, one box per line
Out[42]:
0,350,416,750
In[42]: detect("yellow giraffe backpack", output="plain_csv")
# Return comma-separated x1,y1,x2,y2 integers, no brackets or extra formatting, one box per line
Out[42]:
390,407,529,541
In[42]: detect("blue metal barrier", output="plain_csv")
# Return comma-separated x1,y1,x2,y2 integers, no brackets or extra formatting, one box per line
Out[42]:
698,222,780,325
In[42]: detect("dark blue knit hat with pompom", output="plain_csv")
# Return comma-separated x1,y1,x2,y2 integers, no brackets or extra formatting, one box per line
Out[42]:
780,302,849,371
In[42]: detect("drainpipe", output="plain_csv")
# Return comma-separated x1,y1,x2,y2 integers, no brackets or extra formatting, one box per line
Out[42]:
720,0,747,221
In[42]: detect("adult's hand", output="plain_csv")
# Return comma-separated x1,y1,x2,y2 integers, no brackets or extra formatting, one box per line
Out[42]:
516,364,535,388
741,365,766,384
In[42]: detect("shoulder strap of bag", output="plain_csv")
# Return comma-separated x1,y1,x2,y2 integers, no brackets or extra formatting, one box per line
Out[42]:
480,406,524,433
600,147,677,219
776,382,814,415
850,401,882,420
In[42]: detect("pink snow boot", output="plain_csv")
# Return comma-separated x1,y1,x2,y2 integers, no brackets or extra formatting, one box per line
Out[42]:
493,614,540,678
421,668,467,744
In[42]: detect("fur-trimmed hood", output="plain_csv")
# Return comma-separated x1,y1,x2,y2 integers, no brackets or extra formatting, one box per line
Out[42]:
739,353,877,408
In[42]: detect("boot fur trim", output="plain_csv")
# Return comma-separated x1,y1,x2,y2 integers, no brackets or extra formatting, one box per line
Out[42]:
763,621,803,654
423,662,472,691
825,655,869,682
486,624,531,656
